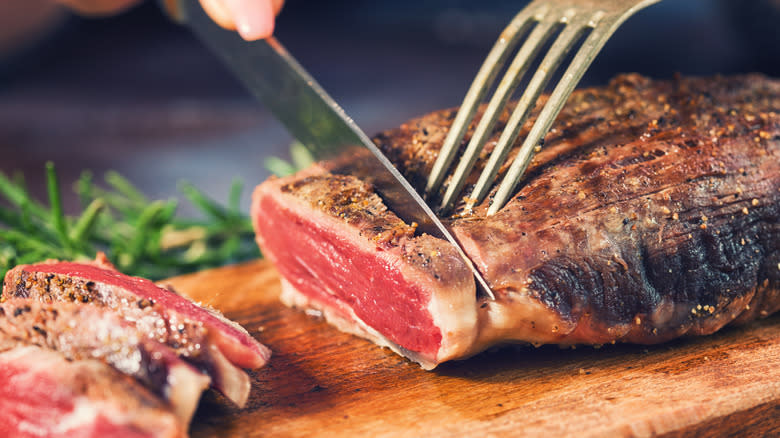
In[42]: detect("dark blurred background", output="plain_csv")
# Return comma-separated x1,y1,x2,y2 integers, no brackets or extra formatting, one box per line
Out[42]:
0,0,778,213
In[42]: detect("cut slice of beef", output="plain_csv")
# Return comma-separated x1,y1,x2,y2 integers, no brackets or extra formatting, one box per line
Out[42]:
2,255,265,407
0,299,210,422
252,74,780,369
254,170,477,366
0,343,185,438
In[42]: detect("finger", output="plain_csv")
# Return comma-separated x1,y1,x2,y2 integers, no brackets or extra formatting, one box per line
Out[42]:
223,0,275,41
199,0,235,30
271,0,285,15
200,0,282,41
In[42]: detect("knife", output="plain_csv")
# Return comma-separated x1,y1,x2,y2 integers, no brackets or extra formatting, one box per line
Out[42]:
162,0,495,300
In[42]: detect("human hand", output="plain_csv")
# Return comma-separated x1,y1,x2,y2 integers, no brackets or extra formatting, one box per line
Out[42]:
55,0,284,40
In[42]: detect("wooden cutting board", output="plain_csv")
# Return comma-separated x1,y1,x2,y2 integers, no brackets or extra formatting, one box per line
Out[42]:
165,260,780,438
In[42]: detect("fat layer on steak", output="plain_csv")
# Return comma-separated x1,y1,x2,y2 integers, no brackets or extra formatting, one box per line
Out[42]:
253,74,780,369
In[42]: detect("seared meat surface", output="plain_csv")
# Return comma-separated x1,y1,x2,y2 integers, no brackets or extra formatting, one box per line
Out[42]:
253,74,779,368
3,254,269,370
0,299,210,422
3,255,268,407
1,255,270,436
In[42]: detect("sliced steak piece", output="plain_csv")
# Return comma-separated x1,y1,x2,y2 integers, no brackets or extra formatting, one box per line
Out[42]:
0,343,185,438
252,74,780,369
2,255,264,407
253,169,477,367
0,299,210,422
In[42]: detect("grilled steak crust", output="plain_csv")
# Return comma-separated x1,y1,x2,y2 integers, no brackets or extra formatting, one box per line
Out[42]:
254,74,779,368
0,299,211,423
4,256,269,369
2,257,263,407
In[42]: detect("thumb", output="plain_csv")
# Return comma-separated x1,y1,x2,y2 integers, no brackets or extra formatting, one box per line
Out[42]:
200,0,276,41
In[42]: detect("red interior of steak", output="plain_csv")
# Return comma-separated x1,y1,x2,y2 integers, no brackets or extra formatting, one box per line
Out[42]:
256,194,442,358
0,299,211,416
0,348,172,438
0,358,76,434
25,262,269,369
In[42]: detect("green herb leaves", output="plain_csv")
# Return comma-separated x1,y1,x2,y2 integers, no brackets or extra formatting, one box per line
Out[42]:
0,163,259,281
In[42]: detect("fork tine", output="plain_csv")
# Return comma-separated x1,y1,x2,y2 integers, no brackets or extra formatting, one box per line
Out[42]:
487,13,623,216
467,12,593,211
424,5,549,198
437,17,560,213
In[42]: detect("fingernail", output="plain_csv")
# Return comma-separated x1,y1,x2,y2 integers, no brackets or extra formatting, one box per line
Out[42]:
226,0,275,40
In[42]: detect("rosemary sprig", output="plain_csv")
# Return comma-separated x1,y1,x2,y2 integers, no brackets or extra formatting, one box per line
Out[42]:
0,140,313,281
264,140,315,177
0,163,260,281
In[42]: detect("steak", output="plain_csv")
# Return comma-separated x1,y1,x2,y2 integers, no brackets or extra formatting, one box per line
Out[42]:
0,342,185,438
2,254,268,407
0,299,210,423
252,74,780,369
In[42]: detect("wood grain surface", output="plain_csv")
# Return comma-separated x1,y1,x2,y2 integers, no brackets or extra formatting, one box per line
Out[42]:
165,260,780,438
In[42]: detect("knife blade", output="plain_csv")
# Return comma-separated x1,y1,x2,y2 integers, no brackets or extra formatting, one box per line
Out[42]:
165,0,495,299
